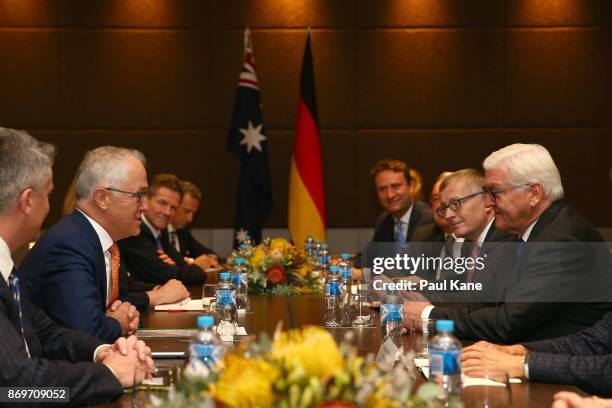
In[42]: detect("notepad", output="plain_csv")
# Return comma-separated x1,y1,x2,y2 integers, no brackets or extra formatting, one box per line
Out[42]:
154,298,211,311
413,358,521,386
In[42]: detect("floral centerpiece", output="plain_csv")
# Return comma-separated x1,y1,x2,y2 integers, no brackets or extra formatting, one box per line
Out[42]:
152,326,457,408
233,237,321,295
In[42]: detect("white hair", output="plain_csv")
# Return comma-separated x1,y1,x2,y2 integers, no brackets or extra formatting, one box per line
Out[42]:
483,144,564,200
0,128,56,214
75,146,146,201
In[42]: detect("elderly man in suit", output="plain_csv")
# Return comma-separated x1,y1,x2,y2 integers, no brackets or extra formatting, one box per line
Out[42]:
0,128,153,404
21,146,147,342
405,144,611,343
119,174,216,285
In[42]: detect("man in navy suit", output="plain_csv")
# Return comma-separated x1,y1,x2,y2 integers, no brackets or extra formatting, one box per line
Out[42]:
0,128,153,404
20,146,148,342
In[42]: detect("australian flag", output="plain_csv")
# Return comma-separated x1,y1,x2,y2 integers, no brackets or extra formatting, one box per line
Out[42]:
227,28,273,248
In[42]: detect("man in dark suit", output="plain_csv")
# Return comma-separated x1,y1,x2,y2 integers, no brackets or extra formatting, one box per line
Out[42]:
405,144,611,343
411,171,453,244
167,180,217,260
119,174,216,285
0,128,153,404
463,311,612,396
358,159,433,269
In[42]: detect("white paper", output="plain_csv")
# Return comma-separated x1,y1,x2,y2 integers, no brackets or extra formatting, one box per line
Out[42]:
154,298,215,311
141,377,164,386
413,358,521,386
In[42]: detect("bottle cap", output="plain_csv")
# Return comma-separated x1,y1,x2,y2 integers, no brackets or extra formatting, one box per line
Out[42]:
321,243,328,249
341,253,349,260
220,272,230,280
239,243,247,249
197,315,214,328
315,239,321,244
234,257,244,264
436,320,454,332
329,265,339,273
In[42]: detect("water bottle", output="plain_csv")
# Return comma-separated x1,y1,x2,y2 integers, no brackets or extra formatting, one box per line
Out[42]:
238,243,249,257
339,254,353,326
323,266,342,327
189,315,223,368
214,272,237,337
314,240,322,259
429,320,462,400
319,244,330,271
380,294,404,348
305,234,315,259
231,258,249,311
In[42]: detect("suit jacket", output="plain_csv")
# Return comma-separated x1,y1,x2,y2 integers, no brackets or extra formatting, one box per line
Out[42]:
19,211,123,342
0,278,122,405
523,311,612,396
372,200,433,243
164,228,216,258
118,223,206,285
411,222,446,244
119,259,155,314
430,200,611,343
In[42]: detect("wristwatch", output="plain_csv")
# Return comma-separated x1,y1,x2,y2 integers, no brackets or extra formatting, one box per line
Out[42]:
522,351,530,379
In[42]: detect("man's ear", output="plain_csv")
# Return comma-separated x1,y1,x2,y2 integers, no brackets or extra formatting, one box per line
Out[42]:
93,188,110,210
17,188,34,216
528,183,544,207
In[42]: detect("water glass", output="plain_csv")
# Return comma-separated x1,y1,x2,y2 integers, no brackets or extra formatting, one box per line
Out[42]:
462,368,513,407
349,292,374,326
409,318,437,358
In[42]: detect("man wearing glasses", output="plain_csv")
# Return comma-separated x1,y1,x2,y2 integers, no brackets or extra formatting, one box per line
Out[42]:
404,144,610,343
19,147,146,343
118,174,216,285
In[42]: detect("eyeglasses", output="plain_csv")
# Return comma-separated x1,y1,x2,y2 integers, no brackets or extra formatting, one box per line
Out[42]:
103,187,147,203
482,183,531,202
436,191,484,217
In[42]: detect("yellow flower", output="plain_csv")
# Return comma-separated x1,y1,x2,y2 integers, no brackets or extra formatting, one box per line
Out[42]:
249,246,267,269
269,237,291,252
211,355,279,408
272,326,343,379
296,264,312,278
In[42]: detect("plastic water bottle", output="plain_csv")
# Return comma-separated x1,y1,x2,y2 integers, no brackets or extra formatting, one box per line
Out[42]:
214,272,237,337
231,258,248,311
338,254,353,325
305,234,315,259
429,320,462,400
238,243,249,257
323,265,342,327
314,240,322,259
189,315,223,368
380,294,404,348
319,244,330,271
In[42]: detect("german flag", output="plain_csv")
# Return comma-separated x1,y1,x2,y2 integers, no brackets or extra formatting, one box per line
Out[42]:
288,31,326,247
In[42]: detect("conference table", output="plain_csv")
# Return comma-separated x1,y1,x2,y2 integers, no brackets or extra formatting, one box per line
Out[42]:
99,287,585,407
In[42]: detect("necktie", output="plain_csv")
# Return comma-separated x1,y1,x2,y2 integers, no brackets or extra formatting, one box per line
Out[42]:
8,267,31,358
170,231,180,253
107,243,120,308
516,238,526,257
465,242,480,283
155,234,163,251
395,220,406,244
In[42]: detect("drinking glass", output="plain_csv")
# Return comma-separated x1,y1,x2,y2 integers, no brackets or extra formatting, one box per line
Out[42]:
409,318,437,358
350,292,374,327
462,368,513,407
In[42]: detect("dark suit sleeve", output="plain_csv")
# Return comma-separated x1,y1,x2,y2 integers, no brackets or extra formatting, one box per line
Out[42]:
0,300,123,406
119,262,153,313
183,229,215,258
33,240,122,343
119,235,206,285
527,353,612,396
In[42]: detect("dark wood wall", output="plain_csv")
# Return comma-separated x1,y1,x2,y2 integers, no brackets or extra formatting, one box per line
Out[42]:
1,0,610,229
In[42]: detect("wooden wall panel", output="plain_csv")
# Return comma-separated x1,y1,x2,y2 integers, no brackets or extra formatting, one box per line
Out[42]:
0,0,58,27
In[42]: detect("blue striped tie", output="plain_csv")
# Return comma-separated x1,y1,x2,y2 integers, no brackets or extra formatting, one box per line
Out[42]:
8,268,31,358
395,220,406,244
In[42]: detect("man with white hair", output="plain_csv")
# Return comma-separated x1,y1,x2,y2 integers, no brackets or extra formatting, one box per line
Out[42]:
404,143,610,343
20,146,148,342
0,129,153,404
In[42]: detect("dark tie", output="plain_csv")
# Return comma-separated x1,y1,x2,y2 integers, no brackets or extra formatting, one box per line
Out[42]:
465,242,480,283
155,234,163,251
395,220,405,244
169,231,180,252
8,267,31,358
516,238,526,257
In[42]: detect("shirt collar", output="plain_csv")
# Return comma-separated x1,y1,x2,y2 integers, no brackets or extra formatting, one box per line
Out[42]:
476,217,495,247
396,203,414,225
167,223,176,234
141,214,160,238
77,209,114,252
521,218,539,242
0,236,14,284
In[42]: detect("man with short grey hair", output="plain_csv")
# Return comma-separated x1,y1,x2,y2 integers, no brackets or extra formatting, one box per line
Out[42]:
404,144,610,343
0,128,153,404
20,146,147,342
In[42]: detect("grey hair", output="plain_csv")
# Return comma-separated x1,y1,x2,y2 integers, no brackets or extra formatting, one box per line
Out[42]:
75,146,146,201
0,128,56,214
483,144,564,200
440,169,484,194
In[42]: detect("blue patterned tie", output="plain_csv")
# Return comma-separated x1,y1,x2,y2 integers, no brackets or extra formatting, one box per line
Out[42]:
395,220,406,244
516,238,526,257
8,268,31,358
155,234,163,251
